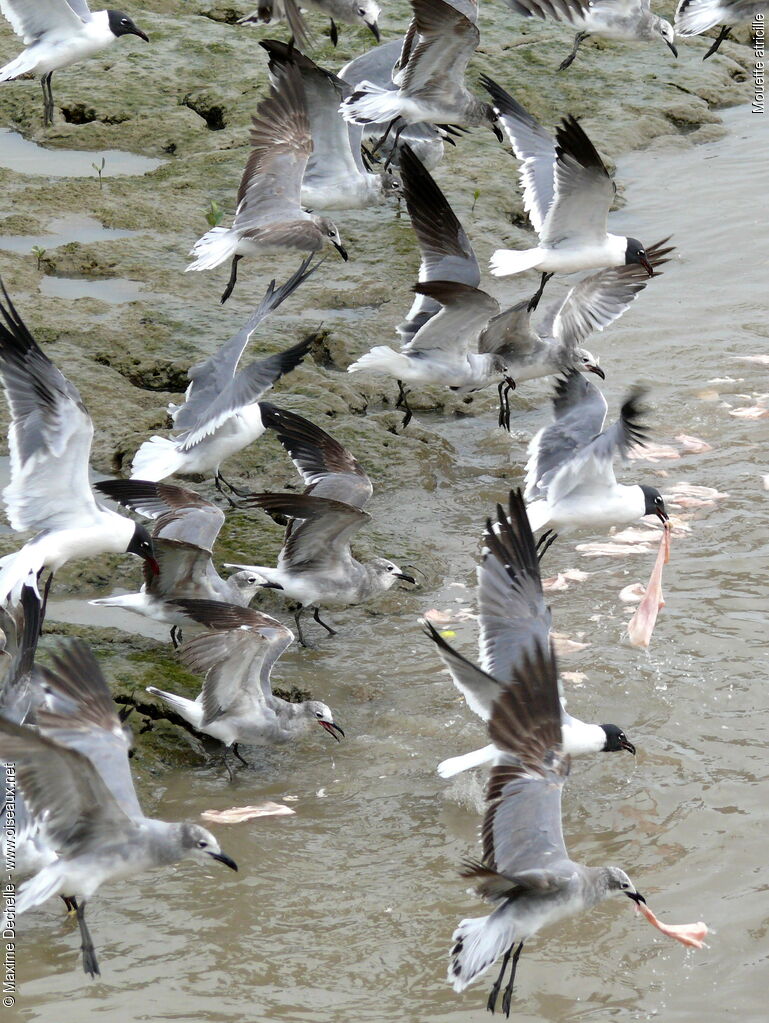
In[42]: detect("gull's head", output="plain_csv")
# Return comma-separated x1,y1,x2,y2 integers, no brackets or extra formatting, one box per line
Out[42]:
624,238,654,277
314,216,348,261
127,523,159,575
229,570,264,602
107,11,150,42
308,701,345,742
658,19,678,57
369,557,416,590
181,822,238,871
576,347,605,380
600,724,636,756
640,485,669,525
355,0,381,40
606,866,645,903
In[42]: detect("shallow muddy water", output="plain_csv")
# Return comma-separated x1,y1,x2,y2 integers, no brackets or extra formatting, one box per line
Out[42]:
0,4,766,1021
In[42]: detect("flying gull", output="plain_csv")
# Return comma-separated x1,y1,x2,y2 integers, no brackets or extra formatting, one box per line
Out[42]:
0,283,157,610
186,62,348,304
0,0,148,126
227,404,415,644
524,369,669,534
240,0,380,48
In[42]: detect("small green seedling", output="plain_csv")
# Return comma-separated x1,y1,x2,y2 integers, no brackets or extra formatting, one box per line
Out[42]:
205,200,224,227
92,156,106,189
31,245,46,270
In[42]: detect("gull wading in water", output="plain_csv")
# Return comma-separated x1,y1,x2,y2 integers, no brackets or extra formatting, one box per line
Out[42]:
482,77,655,296
146,600,344,776
228,404,416,645
186,62,348,304
0,283,157,610
524,369,669,534
428,488,636,779
0,0,148,125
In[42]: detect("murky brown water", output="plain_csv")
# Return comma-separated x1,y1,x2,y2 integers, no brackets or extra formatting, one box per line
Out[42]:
6,101,767,1022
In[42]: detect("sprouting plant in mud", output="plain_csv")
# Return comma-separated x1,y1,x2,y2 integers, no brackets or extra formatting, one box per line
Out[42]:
92,156,106,189
31,245,46,270
471,189,481,214
205,200,224,227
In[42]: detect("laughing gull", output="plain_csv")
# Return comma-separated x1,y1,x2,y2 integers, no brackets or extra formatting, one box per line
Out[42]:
260,40,400,209
0,283,157,610
89,480,263,645
0,639,238,976
448,637,645,1013
186,63,348,304
482,78,654,291
428,488,635,779
338,41,446,170
483,238,673,428
146,600,344,776
0,0,148,126
340,0,503,141
674,0,764,56
240,0,381,48
227,404,415,645
504,0,677,70
524,369,669,534
131,259,315,488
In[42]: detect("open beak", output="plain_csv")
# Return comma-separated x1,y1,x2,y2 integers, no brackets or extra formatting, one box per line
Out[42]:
666,39,678,57
656,508,669,525
395,572,416,584
366,20,380,41
208,851,238,871
333,241,349,261
626,890,646,905
492,121,504,143
587,364,606,380
320,720,345,742
640,254,654,277
621,738,636,755
133,27,150,42
146,556,160,576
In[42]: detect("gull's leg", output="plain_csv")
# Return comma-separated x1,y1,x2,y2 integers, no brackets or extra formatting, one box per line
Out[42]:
293,606,308,647
500,942,524,1017
75,899,100,978
527,273,553,312
329,17,338,45
61,895,77,917
222,747,235,782
214,470,255,501
558,32,588,71
703,24,731,58
170,625,182,649
41,72,54,126
370,118,397,156
39,571,54,631
498,377,516,432
395,380,413,429
536,530,558,562
232,743,249,766
486,945,512,1013
312,606,337,637
382,123,405,173
220,254,242,305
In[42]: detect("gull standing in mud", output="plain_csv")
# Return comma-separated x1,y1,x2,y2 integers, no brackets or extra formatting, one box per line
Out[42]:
131,259,316,488
186,63,348,304
524,369,669,534
0,0,148,126
0,283,157,609
427,489,635,780
483,77,655,292
341,0,503,141
448,637,646,1014
504,0,677,70
227,405,415,645
89,481,263,645
146,600,344,777
260,40,399,209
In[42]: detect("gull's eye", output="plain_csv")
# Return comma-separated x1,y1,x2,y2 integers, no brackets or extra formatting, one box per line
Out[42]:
197,839,208,849
122,18,130,25
315,711,323,718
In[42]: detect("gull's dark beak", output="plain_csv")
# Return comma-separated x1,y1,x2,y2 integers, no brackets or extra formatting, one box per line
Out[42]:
146,556,160,576
620,738,636,755
666,39,678,57
208,851,238,871
656,507,670,524
333,241,349,261
320,720,345,742
133,27,150,42
492,121,504,143
640,254,654,277
366,20,380,41
395,572,416,584
626,890,646,905
587,364,606,380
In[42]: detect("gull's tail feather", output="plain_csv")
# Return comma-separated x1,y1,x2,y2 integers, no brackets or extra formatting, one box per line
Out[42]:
489,247,544,278
145,686,203,728
449,906,518,992
347,346,411,378
186,227,240,272
0,54,35,82
90,593,147,612
437,743,496,779
0,552,41,606
16,862,67,914
130,436,183,482
341,81,403,126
